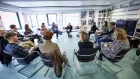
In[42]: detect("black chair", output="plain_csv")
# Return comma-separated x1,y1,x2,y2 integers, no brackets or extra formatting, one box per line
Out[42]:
73,48,98,76
100,47,132,75
37,51,68,78
3,50,43,78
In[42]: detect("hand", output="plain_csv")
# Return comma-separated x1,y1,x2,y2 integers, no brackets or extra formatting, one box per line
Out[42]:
104,43,109,47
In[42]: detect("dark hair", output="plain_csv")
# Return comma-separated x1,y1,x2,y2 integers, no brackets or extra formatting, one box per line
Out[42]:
25,24,30,31
43,30,53,40
4,32,17,40
104,21,108,26
110,22,116,26
10,24,16,29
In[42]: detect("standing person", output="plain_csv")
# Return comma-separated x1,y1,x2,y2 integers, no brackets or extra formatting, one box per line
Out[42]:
101,21,108,34
40,23,47,34
51,22,62,39
10,24,24,37
0,28,12,66
66,23,73,37
88,22,98,37
24,24,33,35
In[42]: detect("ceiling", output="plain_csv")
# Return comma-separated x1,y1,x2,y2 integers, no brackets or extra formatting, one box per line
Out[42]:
0,0,130,12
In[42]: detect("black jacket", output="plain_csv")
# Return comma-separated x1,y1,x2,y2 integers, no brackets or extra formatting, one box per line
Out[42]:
66,25,73,32
90,25,98,32
0,36,12,65
78,41,93,50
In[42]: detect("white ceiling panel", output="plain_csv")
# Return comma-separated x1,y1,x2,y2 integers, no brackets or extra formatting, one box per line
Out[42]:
3,0,128,7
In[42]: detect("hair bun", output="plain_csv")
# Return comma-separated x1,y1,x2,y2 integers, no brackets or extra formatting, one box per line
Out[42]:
43,30,53,40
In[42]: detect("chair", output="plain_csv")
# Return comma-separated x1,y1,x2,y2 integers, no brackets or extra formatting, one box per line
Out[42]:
73,48,98,76
3,50,43,78
37,51,68,78
100,47,132,75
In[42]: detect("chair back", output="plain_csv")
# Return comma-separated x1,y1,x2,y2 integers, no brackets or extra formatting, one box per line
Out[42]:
37,51,53,67
114,47,132,62
76,48,98,62
3,50,28,65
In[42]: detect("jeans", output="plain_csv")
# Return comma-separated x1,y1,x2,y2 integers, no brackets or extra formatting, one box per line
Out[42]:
53,30,61,38
97,37,113,45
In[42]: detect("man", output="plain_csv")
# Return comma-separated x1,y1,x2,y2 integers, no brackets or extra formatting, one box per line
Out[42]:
97,22,116,45
0,28,12,66
66,23,73,37
10,24,24,37
4,32,38,63
51,22,62,39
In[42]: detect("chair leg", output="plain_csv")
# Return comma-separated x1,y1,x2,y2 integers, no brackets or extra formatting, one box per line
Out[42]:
44,67,50,77
18,64,44,78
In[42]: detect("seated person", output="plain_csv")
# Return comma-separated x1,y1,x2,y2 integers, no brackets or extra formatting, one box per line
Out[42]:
40,23,47,34
4,32,38,63
97,22,116,45
66,22,73,37
38,30,68,64
98,28,130,61
88,22,98,37
24,24,33,35
0,28,12,66
51,22,62,39
78,31,93,50
77,25,86,37
10,24,24,37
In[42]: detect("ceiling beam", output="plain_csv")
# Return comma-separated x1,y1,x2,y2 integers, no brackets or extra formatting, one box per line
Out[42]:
20,5,109,8
1,0,102,2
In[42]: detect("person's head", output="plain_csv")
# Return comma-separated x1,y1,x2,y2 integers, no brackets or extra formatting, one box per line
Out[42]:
25,24,30,31
10,24,17,31
0,28,7,36
114,28,128,42
43,30,54,40
104,21,108,26
68,22,71,26
52,22,55,25
93,22,96,25
108,22,115,29
4,32,18,43
80,31,89,42
41,23,45,28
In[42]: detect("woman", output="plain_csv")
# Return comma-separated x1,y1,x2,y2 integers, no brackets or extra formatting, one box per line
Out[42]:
38,30,69,77
98,28,130,60
94,21,108,43
88,22,98,37
78,31,93,50
102,21,108,34
0,28,12,66
40,23,47,32
24,24,33,35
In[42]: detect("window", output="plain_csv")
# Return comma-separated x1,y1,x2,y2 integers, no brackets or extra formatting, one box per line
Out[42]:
47,14,57,26
37,14,48,28
27,15,32,27
63,13,80,28
0,12,20,30
30,15,38,28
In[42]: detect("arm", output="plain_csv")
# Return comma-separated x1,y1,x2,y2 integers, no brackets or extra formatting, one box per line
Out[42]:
102,41,124,58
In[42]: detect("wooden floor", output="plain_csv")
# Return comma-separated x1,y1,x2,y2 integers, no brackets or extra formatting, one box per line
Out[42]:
0,32,139,79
